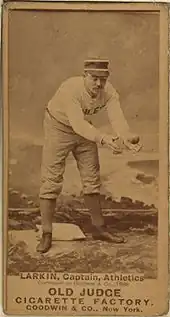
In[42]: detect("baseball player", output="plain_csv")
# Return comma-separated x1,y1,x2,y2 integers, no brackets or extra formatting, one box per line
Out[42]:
36,58,142,253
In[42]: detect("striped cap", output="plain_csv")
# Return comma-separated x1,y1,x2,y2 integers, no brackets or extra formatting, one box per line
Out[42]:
84,59,109,76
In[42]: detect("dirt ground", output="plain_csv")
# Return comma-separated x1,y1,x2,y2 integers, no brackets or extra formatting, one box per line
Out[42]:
8,229,157,278
8,170,158,278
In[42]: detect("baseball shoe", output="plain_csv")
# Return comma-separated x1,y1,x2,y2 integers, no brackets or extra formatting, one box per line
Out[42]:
36,232,52,253
92,225,126,243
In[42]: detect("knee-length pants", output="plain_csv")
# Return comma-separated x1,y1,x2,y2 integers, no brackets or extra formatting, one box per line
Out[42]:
39,109,101,199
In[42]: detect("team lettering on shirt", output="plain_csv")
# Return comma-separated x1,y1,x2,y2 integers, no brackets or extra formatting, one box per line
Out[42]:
82,103,106,116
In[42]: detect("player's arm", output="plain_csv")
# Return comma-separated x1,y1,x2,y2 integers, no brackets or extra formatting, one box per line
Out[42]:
65,97,122,153
67,103,102,143
106,87,142,152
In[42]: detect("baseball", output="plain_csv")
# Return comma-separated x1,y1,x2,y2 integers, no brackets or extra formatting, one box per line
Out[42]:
127,135,140,144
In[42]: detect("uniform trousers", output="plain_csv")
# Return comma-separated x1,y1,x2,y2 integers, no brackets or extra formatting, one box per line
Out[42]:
39,109,101,199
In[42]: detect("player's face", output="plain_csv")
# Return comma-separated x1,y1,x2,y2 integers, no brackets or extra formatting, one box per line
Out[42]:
84,72,108,97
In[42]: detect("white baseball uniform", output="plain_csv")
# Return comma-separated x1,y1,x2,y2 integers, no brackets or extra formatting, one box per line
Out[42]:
39,76,129,199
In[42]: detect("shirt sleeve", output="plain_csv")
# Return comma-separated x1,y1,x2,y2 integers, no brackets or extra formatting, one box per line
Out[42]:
106,83,130,138
64,94,103,144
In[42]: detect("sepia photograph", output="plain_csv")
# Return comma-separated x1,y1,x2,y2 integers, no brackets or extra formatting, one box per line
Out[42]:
2,2,169,315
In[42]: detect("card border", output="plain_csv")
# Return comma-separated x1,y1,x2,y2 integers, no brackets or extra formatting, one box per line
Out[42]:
2,2,169,315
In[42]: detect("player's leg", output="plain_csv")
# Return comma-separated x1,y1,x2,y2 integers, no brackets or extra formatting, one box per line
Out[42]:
37,111,74,252
72,139,104,226
72,138,125,243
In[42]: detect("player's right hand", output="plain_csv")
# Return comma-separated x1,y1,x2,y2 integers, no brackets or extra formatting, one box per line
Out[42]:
101,134,122,154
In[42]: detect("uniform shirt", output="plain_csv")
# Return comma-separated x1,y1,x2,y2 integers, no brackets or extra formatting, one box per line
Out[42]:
47,76,130,143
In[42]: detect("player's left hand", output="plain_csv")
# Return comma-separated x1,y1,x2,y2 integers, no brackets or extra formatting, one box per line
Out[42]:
123,134,143,153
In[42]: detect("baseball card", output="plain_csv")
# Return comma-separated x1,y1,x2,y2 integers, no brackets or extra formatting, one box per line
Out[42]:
1,1,169,315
